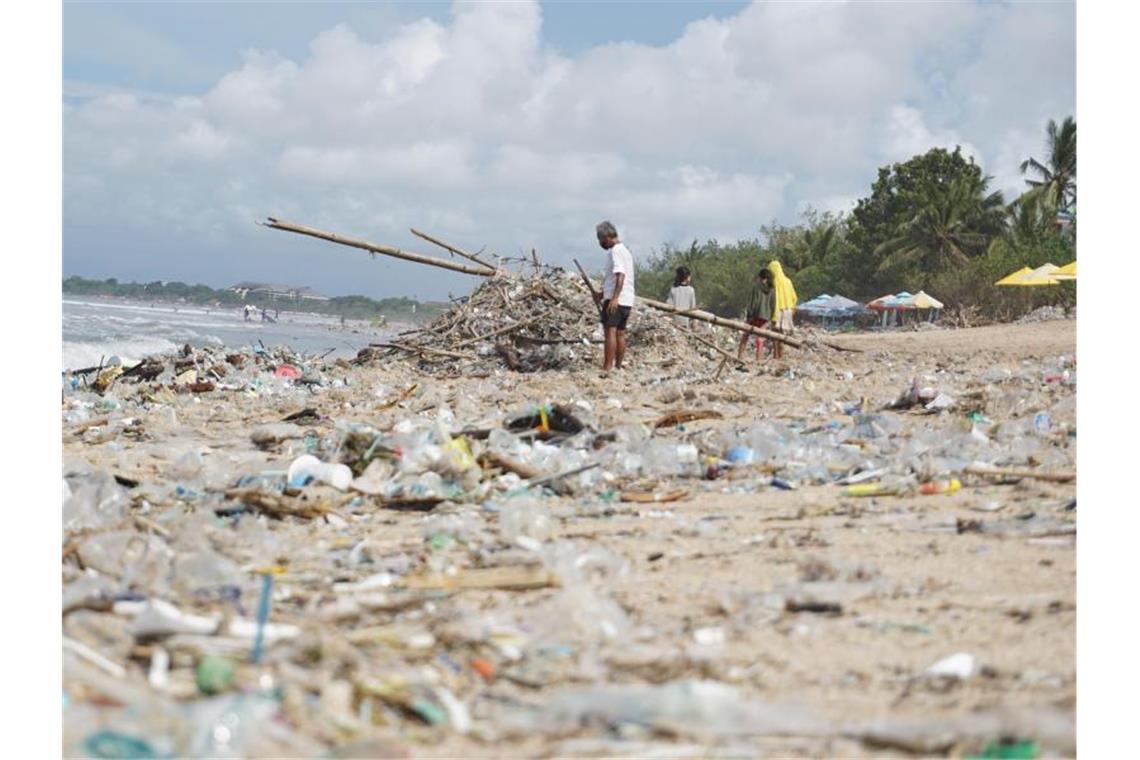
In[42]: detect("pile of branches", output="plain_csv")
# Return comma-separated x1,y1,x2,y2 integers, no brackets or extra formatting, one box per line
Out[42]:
364,269,697,373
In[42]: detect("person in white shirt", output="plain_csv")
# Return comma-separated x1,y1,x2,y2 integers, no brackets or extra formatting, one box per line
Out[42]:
667,266,697,328
595,220,636,372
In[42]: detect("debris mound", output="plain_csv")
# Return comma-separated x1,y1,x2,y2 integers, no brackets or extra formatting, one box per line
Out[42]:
367,269,700,373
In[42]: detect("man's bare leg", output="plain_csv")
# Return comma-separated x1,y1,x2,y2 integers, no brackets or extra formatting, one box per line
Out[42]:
603,327,616,371
615,329,627,369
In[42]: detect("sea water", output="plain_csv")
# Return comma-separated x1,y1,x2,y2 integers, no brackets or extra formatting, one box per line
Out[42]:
62,298,394,369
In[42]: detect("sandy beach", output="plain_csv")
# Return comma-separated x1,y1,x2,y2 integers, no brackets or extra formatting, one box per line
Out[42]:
62,318,1075,757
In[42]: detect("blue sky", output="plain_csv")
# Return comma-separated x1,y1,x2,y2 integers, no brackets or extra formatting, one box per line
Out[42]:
63,0,1074,300
65,2,752,93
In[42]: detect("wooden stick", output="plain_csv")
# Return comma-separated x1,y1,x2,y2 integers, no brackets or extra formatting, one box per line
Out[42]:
402,565,556,591
653,409,724,428
573,258,601,300
451,317,540,348
523,462,601,489
685,329,748,366
379,342,477,361
965,464,1075,483
573,258,605,321
409,227,498,272
260,217,495,277
478,450,544,480
637,295,804,348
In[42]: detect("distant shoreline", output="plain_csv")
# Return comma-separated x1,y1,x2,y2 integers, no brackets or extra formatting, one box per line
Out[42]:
61,291,428,329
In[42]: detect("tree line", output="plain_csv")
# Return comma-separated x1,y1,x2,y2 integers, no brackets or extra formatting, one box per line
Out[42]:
62,276,441,321
637,117,1076,322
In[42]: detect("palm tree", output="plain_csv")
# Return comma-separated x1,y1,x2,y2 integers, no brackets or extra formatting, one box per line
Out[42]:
1005,196,1052,247
1020,116,1076,214
802,223,839,266
875,176,1006,272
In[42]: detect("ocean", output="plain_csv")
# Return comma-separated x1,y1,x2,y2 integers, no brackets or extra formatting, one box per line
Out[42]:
62,298,397,370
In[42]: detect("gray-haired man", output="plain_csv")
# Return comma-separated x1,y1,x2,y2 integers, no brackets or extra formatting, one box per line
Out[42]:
595,220,636,372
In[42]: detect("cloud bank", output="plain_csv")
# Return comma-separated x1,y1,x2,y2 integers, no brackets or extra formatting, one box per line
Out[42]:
63,1,1075,298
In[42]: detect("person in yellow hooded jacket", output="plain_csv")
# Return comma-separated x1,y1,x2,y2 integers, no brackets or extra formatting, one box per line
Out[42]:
767,260,797,359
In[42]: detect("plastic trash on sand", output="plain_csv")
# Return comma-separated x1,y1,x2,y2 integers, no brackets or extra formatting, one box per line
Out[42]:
287,454,353,490
64,471,130,534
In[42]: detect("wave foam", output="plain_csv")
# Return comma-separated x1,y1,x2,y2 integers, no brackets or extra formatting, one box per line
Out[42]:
62,337,182,370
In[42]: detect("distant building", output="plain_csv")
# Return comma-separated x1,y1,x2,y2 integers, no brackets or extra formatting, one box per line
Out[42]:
228,282,330,302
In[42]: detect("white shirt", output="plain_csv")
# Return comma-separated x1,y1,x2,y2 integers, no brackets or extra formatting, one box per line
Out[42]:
602,242,636,307
668,284,697,325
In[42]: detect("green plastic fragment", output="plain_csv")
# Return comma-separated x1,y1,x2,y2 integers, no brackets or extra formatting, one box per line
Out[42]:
971,739,1039,759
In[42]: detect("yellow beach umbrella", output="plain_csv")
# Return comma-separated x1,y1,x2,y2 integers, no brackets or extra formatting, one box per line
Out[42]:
996,264,1061,287
995,266,1033,286
1052,260,1077,281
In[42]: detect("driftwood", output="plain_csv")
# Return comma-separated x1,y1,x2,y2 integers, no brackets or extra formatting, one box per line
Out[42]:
402,565,556,591
637,296,804,348
260,217,495,277
965,464,1075,483
409,227,498,273
478,450,544,480
379,342,477,361
262,218,856,359
620,489,690,503
653,409,724,428
451,317,539,348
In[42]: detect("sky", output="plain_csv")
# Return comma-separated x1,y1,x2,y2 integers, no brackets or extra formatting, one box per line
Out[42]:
62,0,1075,301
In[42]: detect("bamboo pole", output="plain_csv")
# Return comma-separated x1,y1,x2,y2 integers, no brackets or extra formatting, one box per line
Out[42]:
637,296,804,348
409,227,498,273
964,464,1075,483
260,217,496,278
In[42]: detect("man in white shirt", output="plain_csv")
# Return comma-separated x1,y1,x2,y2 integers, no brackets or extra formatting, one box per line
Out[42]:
595,220,636,372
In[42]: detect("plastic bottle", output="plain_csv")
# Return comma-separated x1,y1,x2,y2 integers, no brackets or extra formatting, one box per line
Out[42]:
500,498,554,543
842,483,899,497
287,454,352,490
919,478,961,495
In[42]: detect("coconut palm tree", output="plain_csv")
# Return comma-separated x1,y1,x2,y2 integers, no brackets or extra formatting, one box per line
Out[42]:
1020,116,1076,214
875,176,1006,273
802,223,839,266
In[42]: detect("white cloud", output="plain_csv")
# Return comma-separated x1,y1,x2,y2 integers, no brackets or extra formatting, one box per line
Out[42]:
881,104,984,166
63,0,1075,297
278,141,476,189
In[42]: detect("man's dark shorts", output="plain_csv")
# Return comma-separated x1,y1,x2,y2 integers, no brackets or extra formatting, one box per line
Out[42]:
600,300,632,330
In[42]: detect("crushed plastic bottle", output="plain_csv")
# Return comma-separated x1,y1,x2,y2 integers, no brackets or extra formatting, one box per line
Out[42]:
499,497,555,544
64,471,130,534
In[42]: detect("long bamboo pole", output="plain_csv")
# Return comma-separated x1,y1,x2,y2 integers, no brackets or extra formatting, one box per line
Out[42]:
260,217,496,278
637,296,804,348
409,227,498,273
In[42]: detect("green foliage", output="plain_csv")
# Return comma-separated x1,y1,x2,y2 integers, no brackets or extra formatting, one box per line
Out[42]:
636,121,1076,321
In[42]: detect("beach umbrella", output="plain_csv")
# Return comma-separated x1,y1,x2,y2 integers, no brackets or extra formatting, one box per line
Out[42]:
996,264,1060,287
796,294,833,314
995,267,1033,286
867,292,916,311
905,291,944,309
819,295,870,314
1052,260,1077,280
